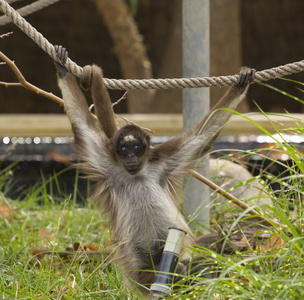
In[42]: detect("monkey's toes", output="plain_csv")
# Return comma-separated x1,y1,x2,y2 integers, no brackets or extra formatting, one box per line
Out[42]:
80,65,93,90
237,67,255,87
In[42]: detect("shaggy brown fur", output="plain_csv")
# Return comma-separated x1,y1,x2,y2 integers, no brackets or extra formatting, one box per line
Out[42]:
54,45,254,299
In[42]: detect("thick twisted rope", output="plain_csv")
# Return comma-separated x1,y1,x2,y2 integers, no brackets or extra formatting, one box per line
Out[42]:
1,0,304,90
5,0,24,4
0,0,60,26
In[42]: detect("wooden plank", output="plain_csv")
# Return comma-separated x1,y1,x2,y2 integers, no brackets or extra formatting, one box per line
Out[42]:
222,113,304,136
0,113,303,137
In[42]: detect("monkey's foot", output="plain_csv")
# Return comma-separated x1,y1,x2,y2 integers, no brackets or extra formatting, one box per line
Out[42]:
80,65,93,90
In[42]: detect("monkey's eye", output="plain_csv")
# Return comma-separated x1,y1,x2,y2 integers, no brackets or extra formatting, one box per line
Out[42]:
121,146,127,152
134,144,143,153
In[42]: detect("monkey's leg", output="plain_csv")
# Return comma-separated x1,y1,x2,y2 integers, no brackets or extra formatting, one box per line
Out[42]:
78,65,118,138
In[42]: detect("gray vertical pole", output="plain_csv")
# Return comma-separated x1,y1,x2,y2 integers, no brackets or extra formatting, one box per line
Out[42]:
183,0,210,226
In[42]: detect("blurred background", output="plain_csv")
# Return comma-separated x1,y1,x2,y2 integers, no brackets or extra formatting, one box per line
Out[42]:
1,0,304,115
1,0,304,201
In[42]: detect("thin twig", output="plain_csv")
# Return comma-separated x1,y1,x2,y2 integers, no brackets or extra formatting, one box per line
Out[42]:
112,91,128,108
0,31,13,39
190,169,281,228
0,51,64,106
0,81,21,86
116,114,154,134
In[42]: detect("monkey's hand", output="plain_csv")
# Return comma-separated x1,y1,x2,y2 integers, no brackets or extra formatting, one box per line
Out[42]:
236,67,255,94
54,45,69,79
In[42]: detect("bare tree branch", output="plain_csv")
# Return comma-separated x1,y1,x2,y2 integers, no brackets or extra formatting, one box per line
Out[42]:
0,50,64,106
112,91,128,108
190,170,281,228
0,32,13,39
116,114,154,134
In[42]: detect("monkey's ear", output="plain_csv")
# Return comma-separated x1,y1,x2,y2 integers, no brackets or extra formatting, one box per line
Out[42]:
109,138,117,148
80,65,93,90
145,134,150,143
108,138,116,152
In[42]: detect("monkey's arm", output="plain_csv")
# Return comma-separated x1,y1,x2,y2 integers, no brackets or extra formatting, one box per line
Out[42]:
55,46,113,180
154,67,255,177
192,67,255,143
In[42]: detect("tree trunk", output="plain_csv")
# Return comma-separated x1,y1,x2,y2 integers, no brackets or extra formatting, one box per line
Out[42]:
210,0,250,113
91,0,155,113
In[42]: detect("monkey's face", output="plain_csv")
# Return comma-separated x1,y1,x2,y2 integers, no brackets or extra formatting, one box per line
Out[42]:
113,125,150,175
118,138,146,175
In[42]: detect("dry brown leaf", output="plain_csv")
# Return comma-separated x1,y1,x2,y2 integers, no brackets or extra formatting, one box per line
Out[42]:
240,236,252,251
73,242,81,251
65,246,74,252
240,275,249,284
84,243,98,251
0,204,11,217
259,235,285,251
38,227,53,241
31,247,46,259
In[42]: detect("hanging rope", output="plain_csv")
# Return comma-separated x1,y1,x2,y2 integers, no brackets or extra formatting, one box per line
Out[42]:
1,0,304,90
5,0,24,4
0,0,60,26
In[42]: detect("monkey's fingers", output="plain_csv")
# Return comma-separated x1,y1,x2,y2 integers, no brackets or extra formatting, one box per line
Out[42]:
54,45,68,65
54,45,69,78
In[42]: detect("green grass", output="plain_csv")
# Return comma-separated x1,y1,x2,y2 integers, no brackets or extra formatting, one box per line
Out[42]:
0,170,129,299
2,82,304,298
1,141,304,300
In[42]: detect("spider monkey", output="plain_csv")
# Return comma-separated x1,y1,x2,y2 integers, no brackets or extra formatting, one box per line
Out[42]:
54,45,255,298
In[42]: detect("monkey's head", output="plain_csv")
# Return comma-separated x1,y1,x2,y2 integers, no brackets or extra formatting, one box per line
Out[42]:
112,125,150,175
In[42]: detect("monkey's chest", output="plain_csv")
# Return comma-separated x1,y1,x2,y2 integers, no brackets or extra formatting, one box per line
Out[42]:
112,175,179,247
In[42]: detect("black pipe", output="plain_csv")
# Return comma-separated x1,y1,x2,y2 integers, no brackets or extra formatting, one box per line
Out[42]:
150,227,186,299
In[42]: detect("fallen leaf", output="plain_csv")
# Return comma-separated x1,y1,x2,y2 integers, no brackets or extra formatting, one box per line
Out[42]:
38,227,53,242
84,243,98,251
240,236,252,251
240,275,249,283
73,242,81,251
259,235,285,251
31,247,46,260
0,204,11,217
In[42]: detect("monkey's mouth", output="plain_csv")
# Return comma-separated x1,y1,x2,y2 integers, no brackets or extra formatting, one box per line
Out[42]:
125,163,139,175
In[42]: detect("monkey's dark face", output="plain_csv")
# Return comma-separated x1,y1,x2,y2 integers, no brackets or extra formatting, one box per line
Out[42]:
113,125,150,175
118,137,145,174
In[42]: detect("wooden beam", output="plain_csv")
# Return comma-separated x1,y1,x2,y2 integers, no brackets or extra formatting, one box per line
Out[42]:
0,113,303,137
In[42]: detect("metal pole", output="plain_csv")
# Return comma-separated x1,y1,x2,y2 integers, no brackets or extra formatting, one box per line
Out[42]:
182,0,210,227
